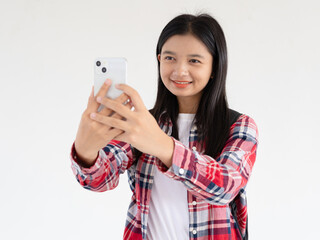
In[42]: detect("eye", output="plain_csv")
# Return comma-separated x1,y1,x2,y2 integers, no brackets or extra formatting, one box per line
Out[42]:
189,59,201,63
164,56,174,61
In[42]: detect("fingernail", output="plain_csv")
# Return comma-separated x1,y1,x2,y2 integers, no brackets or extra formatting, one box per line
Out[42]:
104,79,110,85
90,113,96,118
115,84,120,88
97,96,102,102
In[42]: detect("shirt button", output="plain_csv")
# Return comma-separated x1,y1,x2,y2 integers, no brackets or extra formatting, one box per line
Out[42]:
192,146,197,151
192,229,197,235
179,169,184,175
192,201,197,206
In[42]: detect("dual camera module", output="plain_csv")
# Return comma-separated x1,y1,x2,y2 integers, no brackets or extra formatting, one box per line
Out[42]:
96,61,107,73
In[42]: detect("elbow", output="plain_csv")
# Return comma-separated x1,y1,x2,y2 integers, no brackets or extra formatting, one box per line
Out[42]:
205,178,243,205
207,190,236,206
76,175,120,193
80,180,119,193
203,189,240,206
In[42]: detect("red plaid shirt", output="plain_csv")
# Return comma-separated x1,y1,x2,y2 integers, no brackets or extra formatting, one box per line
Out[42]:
70,113,258,240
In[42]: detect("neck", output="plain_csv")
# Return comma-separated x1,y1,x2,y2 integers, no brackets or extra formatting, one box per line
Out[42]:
177,95,200,114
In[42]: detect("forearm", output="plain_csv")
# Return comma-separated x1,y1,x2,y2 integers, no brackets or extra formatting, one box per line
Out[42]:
157,115,259,205
157,138,250,205
73,145,99,168
152,132,174,168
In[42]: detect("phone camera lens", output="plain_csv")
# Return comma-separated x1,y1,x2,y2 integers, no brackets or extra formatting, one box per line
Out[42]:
102,67,107,73
96,61,101,67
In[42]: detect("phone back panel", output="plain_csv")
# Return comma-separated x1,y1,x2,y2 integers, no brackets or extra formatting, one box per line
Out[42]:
94,57,127,99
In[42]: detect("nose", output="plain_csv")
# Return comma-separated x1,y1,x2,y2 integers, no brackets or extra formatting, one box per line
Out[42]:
171,61,189,79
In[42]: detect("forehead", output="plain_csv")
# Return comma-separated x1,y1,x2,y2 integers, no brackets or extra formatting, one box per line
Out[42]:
161,34,211,56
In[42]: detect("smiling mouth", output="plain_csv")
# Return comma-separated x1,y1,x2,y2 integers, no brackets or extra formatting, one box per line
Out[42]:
172,80,192,84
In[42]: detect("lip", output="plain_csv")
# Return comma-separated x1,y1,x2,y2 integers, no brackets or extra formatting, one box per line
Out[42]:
171,80,192,88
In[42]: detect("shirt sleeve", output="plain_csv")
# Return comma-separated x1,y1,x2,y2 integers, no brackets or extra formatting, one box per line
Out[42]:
70,140,135,192
157,114,258,205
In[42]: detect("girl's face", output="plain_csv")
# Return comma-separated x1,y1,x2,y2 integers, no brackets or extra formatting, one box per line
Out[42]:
158,34,213,110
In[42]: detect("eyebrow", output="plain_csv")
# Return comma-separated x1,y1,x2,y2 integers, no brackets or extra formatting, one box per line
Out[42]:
162,50,205,59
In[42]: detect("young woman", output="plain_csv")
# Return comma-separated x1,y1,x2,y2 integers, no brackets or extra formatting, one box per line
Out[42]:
71,13,258,240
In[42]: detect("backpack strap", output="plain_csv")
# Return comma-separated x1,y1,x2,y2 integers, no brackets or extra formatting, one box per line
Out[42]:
227,109,248,239
228,108,241,127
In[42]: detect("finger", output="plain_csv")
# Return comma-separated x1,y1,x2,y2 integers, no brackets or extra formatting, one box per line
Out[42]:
107,127,124,138
115,84,145,111
100,92,131,116
90,113,128,131
116,92,131,106
88,79,112,112
97,96,133,120
115,93,132,114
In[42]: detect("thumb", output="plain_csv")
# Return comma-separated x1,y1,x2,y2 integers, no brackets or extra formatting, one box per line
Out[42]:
87,79,112,112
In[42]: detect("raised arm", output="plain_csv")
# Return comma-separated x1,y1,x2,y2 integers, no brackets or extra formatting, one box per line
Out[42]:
159,114,258,205
70,79,134,192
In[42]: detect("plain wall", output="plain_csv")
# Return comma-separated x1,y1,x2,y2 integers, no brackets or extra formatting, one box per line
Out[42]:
0,0,319,239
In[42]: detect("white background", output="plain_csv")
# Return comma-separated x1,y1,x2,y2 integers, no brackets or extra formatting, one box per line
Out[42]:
0,0,319,239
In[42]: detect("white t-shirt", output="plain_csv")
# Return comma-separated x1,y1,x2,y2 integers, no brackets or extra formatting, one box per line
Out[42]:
147,113,195,240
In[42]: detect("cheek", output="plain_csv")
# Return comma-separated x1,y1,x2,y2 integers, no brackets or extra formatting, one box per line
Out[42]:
159,65,164,78
159,65,167,86
199,67,212,83
191,70,211,87
160,64,170,79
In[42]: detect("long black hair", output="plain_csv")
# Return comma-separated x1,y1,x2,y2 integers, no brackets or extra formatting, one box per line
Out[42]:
150,13,230,159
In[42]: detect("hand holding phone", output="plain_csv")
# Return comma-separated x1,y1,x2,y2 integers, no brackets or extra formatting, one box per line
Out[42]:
74,81,130,167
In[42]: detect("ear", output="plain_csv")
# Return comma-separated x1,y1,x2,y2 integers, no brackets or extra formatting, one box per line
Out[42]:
157,54,161,62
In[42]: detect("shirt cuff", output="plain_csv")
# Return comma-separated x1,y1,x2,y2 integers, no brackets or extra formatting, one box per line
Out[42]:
156,137,195,181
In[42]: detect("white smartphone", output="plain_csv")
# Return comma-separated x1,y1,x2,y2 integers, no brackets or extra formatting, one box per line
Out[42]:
94,57,127,111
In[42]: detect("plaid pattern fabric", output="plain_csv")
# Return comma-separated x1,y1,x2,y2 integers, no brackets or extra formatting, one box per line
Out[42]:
70,114,258,240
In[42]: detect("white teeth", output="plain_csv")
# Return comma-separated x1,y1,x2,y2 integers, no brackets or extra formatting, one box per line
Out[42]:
175,81,191,84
